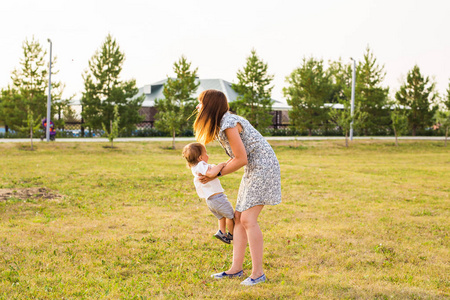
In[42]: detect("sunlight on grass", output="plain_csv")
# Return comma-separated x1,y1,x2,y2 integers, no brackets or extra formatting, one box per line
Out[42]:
0,140,449,298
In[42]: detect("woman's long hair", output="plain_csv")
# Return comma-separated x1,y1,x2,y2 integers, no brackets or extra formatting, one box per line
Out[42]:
194,89,229,145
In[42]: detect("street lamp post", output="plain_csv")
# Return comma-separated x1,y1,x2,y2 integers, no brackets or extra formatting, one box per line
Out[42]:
350,57,356,140
46,39,52,142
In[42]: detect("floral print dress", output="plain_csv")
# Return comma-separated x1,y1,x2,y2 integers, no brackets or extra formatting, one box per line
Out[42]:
218,112,282,212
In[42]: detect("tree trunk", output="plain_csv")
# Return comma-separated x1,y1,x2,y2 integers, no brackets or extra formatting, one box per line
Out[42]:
345,131,348,148
30,126,33,150
172,130,176,149
110,120,113,148
5,125,8,133
308,128,312,136
412,126,416,137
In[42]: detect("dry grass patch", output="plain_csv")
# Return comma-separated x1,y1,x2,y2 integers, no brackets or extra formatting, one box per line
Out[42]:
0,187,61,202
0,140,449,299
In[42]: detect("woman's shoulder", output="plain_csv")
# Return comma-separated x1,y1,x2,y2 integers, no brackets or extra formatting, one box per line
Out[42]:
220,112,245,131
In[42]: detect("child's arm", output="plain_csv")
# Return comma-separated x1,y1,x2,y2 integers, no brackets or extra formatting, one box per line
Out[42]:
205,162,227,178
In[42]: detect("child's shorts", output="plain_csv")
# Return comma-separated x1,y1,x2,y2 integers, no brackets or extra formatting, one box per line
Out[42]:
206,193,234,220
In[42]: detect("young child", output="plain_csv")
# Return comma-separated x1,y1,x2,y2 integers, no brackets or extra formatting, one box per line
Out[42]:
182,142,234,244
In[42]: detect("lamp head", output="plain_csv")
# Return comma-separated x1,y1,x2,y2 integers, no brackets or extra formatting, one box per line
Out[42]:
47,38,52,43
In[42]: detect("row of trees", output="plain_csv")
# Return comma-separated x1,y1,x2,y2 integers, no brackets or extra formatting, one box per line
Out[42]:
0,35,145,140
0,35,278,145
1,36,449,147
155,46,450,147
0,37,70,135
284,47,450,137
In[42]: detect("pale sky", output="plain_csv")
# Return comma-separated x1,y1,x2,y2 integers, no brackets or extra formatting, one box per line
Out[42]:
1,0,449,104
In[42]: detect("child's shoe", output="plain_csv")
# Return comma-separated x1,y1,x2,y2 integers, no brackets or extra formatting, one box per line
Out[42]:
227,232,233,240
214,230,231,244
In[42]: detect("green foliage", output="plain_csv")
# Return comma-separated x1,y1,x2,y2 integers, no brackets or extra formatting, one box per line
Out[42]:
355,46,390,134
154,55,199,149
81,34,144,134
0,37,63,131
231,49,274,131
390,106,408,146
445,81,450,111
16,106,42,150
395,65,438,136
434,110,450,146
328,58,353,103
284,57,333,136
327,48,389,135
0,88,25,131
54,97,78,126
102,105,120,148
329,101,368,147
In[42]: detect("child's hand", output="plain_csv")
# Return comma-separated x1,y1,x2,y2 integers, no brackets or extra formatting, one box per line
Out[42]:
217,162,227,168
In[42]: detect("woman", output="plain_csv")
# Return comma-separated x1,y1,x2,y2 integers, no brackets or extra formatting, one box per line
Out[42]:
194,89,281,286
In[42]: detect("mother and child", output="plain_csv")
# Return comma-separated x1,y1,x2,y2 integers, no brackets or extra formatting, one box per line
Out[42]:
182,89,281,286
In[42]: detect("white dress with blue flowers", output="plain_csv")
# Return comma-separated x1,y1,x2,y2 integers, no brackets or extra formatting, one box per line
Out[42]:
218,112,282,212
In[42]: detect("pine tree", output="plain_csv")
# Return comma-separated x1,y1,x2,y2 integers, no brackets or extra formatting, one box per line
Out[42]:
284,57,333,136
231,49,274,132
328,59,353,104
81,34,144,136
0,37,62,131
154,55,199,149
356,46,390,134
395,65,438,136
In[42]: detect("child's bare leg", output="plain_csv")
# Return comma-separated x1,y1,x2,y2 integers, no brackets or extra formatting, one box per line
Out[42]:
226,218,235,234
218,218,226,233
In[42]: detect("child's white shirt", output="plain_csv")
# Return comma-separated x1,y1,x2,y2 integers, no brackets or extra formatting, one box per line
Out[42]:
191,161,224,199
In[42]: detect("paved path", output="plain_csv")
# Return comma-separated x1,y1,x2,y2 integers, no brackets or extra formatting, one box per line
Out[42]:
0,136,446,143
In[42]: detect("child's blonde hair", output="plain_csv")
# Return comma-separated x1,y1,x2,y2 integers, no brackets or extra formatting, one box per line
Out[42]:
182,142,205,168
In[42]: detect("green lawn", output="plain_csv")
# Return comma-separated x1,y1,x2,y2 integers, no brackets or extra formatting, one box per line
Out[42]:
0,140,449,299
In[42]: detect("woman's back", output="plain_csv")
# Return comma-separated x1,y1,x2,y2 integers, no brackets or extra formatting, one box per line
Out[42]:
218,112,276,164
218,111,281,212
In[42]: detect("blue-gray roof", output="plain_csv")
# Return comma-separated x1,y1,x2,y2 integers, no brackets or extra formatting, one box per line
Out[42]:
135,78,291,110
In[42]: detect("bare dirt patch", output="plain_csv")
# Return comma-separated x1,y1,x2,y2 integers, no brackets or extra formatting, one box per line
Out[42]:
0,187,61,202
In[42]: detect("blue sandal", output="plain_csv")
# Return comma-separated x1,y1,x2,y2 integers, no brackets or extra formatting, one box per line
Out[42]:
211,270,244,279
240,274,266,286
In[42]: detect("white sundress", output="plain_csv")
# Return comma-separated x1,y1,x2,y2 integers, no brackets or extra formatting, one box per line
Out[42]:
218,112,282,212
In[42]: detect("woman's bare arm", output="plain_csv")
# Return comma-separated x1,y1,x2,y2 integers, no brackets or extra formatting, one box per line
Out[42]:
218,126,247,176
205,162,227,177
198,125,247,183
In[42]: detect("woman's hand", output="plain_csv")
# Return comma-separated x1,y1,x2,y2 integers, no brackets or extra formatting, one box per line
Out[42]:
198,173,216,184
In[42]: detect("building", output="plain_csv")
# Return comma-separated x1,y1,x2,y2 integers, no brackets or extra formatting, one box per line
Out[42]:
135,78,291,128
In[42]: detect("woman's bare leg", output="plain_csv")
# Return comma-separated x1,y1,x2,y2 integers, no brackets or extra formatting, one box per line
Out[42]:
226,211,247,274
241,205,264,279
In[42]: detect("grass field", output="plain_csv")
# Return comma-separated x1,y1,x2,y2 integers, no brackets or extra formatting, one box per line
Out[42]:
0,140,449,299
